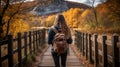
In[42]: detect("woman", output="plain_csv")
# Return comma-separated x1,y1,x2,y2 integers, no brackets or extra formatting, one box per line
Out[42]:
48,14,72,67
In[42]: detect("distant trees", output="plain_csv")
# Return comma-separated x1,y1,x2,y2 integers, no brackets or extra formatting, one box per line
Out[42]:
81,0,120,32
45,15,55,27
63,0,120,32
43,0,120,33
81,9,96,30
63,8,84,28
106,0,120,22
104,0,120,32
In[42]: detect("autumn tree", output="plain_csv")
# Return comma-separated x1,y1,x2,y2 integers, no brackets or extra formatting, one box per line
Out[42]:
106,0,120,22
0,0,27,40
46,15,55,27
106,0,120,31
0,0,40,40
63,8,84,28
81,9,96,30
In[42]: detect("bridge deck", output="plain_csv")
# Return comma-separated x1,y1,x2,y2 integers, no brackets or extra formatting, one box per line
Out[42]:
38,47,84,67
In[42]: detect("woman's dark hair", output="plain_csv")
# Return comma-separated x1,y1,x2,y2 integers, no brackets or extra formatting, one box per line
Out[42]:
58,14,65,23
53,14,71,39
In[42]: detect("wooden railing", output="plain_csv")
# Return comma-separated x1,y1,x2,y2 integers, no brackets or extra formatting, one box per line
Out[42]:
0,29,46,67
74,30,120,67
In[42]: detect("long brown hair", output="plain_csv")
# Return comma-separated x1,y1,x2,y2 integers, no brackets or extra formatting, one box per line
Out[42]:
53,14,71,39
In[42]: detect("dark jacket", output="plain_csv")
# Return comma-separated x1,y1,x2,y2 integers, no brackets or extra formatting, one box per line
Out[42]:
48,25,72,45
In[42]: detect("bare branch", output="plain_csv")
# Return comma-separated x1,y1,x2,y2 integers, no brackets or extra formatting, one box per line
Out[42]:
91,0,98,28
0,0,10,25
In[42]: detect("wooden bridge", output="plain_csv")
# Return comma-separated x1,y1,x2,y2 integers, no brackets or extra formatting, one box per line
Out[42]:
0,28,120,67
38,47,84,67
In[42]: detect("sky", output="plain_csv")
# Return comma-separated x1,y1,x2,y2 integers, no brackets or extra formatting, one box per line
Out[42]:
24,0,34,2
25,0,106,7
66,0,106,6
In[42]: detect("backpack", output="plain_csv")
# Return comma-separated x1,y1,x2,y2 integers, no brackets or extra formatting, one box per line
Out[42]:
52,27,68,54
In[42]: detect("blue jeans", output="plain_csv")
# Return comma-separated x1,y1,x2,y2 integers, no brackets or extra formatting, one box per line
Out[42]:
51,51,67,67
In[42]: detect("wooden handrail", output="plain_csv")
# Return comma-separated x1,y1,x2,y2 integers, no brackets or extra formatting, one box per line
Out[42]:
74,30,119,67
0,29,46,67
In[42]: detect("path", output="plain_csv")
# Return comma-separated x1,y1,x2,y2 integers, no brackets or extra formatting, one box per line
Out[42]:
38,47,84,67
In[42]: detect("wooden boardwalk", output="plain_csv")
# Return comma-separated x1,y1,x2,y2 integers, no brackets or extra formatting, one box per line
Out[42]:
38,47,84,67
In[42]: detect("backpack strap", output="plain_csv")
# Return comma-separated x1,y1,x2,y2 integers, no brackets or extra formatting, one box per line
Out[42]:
51,26,58,33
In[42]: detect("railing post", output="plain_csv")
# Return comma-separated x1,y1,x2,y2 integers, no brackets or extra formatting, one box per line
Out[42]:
74,30,77,46
42,29,46,45
88,34,92,64
77,32,82,52
29,31,32,54
18,32,22,67
43,28,46,44
85,33,88,60
79,32,82,52
8,35,13,67
33,31,36,53
112,34,119,67
0,43,1,67
34,31,36,52
41,30,43,46
75,31,81,51
102,35,107,67
24,32,27,62
38,30,41,46
94,34,98,67
36,31,38,51
82,33,85,56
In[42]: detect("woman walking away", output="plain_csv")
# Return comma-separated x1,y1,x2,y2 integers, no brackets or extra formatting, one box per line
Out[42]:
48,14,72,67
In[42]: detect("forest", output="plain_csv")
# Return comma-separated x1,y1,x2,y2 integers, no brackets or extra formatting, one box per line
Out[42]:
46,0,120,33
0,0,120,40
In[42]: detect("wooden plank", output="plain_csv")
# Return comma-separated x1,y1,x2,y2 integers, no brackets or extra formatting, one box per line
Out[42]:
67,66,84,67
39,62,84,67
39,65,84,67
39,66,84,67
38,47,84,67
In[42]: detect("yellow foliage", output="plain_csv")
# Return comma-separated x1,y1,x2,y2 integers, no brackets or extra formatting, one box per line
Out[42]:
46,15,55,27
2,19,30,37
81,9,92,18
3,16,10,22
63,8,84,28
